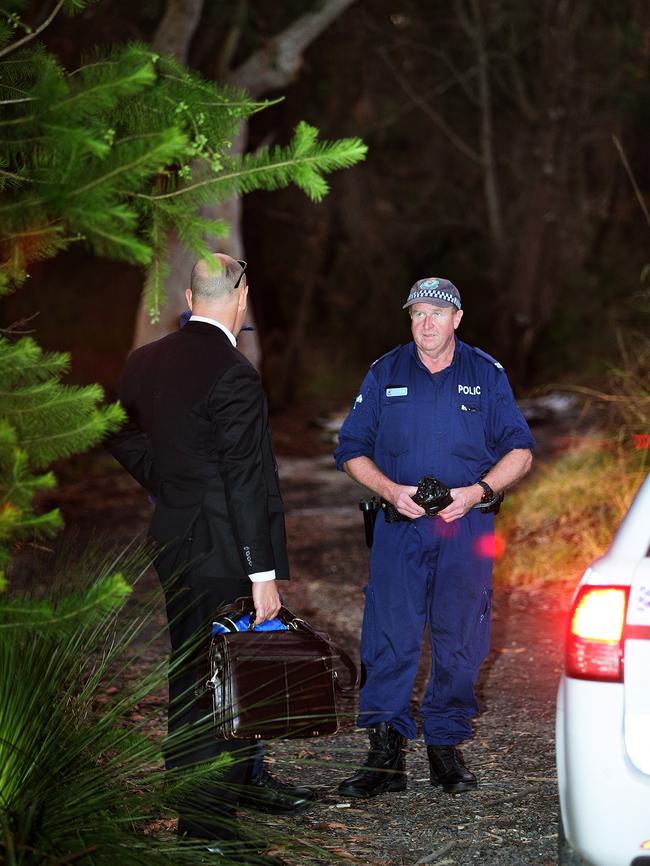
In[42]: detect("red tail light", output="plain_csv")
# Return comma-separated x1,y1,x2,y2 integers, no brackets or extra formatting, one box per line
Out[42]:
565,586,630,681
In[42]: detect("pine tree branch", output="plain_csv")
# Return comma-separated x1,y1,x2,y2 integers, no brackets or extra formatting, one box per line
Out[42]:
0,79,32,98
58,65,155,109
21,414,114,453
0,14,369,571
158,75,273,111
135,136,366,203
0,225,62,244
0,0,66,60
0,198,45,211
0,167,31,183
84,226,150,263
69,140,183,196
68,60,115,77
0,8,33,36
3,386,100,417
1,476,57,515
0,115,34,127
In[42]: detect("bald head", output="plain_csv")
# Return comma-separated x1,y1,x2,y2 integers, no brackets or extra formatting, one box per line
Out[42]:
190,253,246,302
186,252,249,336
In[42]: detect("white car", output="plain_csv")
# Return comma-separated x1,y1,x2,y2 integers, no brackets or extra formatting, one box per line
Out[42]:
556,472,650,866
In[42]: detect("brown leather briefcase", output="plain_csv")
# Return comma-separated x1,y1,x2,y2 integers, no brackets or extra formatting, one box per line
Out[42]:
206,599,357,740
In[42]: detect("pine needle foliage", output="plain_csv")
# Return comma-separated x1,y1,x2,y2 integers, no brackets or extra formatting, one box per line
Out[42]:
0,0,366,575
0,5,367,858
0,5,367,314
0,544,231,866
0,335,126,578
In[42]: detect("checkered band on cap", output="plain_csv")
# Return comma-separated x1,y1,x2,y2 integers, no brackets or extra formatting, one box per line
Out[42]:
402,277,461,310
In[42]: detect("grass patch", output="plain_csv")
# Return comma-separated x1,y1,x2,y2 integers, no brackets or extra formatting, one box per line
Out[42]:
494,436,648,586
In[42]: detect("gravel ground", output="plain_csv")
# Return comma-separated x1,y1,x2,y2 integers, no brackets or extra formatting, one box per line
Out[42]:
261,456,569,866
46,441,574,866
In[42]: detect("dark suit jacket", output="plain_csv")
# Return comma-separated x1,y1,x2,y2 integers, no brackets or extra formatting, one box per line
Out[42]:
106,320,290,584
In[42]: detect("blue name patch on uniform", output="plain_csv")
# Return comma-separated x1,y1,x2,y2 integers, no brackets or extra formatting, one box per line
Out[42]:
386,386,408,397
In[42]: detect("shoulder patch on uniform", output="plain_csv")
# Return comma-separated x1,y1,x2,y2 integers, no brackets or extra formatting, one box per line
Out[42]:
471,345,504,370
370,344,402,368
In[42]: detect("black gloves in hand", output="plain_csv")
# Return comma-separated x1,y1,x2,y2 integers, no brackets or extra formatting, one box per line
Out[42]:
411,476,453,515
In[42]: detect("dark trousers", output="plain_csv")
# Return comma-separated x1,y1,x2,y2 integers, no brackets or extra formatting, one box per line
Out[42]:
359,511,493,745
160,569,255,840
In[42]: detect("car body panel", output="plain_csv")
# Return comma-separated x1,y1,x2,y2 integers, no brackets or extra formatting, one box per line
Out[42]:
628,558,650,627
608,477,650,561
625,558,650,775
624,638,650,775
557,677,650,866
557,472,650,866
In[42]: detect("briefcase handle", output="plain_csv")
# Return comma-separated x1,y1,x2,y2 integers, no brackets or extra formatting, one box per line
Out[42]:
216,596,359,696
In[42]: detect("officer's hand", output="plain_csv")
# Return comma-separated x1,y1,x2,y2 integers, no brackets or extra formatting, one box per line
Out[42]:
437,485,483,523
392,485,426,519
252,580,281,624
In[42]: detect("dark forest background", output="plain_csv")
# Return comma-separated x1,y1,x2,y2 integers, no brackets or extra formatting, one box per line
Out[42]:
4,0,649,411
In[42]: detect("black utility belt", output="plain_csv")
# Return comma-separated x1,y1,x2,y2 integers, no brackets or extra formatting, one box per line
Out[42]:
359,476,503,548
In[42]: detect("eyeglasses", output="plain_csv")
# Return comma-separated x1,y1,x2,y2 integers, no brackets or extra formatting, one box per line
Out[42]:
233,259,247,289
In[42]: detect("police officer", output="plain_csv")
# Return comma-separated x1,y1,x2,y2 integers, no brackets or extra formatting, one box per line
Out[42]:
334,277,534,798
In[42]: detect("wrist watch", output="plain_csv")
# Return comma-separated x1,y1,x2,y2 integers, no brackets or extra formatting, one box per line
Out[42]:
477,480,495,503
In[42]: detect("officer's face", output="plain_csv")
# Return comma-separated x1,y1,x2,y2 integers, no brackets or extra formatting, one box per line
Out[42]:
410,303,463,359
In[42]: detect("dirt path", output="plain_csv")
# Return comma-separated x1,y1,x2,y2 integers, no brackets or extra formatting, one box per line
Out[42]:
50,446,573,866
264,456,568,866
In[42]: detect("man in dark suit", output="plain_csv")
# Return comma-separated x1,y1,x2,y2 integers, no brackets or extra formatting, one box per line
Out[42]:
106,253,313,854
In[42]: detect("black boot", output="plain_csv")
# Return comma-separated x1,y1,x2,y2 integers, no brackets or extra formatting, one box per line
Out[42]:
427,745,477,793
338,723,407,798
238,767,315,814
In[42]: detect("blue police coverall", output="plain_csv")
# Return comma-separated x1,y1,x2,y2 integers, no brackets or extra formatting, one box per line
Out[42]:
334,338,535,745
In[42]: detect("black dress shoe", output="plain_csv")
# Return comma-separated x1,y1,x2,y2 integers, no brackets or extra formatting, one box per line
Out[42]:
338,723,407,799
427,745,477,793
238,768,316,814
204,841,287,865
179,824,286,864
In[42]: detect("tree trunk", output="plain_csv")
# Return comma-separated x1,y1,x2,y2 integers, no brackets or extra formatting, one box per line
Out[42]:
493,0,582,382
132,0,360,369
465,0,504,254
500,130,561,384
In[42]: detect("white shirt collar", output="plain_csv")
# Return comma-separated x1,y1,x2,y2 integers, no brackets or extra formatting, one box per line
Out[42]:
188,315,236,347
